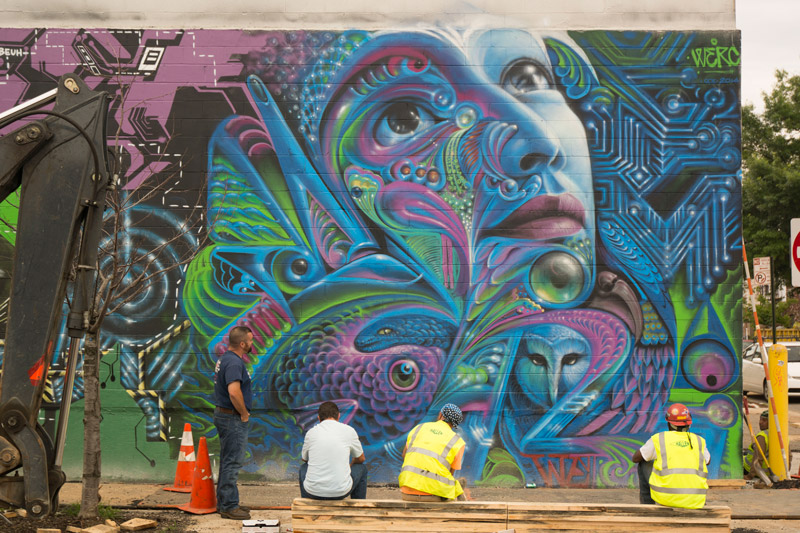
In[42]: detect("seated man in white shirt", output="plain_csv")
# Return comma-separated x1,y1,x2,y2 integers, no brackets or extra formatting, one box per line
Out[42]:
299,401,367,499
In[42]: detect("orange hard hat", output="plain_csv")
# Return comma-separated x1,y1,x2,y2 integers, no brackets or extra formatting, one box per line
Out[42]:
665,403,692,426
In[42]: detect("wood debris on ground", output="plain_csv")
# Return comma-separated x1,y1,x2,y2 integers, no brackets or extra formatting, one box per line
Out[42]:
119,517,158,531
81,524,120,533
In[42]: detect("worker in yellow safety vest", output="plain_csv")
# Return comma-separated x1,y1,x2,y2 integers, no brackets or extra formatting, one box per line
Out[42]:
632,403,710,509
743,410,769,479
398,404,466,502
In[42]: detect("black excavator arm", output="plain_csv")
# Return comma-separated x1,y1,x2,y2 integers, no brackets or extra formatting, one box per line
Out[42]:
0,74,111,517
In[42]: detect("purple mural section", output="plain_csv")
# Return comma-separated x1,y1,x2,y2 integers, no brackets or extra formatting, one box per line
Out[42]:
0,28,742,487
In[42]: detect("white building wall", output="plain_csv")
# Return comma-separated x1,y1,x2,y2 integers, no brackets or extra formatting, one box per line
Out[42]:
1,0,735,30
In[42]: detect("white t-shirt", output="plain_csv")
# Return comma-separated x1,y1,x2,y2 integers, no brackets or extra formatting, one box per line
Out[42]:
302,419,364,498
639,433,711,464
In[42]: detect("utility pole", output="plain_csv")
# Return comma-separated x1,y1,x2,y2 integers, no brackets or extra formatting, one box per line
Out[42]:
771,256,776,343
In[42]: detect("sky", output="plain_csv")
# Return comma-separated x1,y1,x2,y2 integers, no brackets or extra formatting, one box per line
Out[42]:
738,0,800,112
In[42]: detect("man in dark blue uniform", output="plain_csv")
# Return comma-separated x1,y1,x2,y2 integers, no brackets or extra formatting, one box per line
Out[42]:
214,326,254,520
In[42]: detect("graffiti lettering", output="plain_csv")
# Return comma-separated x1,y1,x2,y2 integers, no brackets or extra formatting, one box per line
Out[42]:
690,38,740,69
0,47,24,57
529,454,600,487
703,77,740,84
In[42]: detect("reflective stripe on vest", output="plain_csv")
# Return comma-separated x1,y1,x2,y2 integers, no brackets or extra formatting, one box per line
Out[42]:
649,431,708,509
398,421,464,499
744,430,769,471
650,486,707,495
656,468,708,478
654,432,707,481
400,465,456,486
406,434,461,470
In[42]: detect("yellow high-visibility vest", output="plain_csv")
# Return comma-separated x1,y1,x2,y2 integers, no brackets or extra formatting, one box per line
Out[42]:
649,430,708,509
398,420,465,500
744,430,769,473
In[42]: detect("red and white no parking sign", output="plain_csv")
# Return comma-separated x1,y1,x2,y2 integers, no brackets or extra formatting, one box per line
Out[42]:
753,257,771,286
792,219,800,286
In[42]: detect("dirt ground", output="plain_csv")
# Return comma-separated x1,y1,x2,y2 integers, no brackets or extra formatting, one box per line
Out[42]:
1,508,193,532
3,506,800,533
732,521,800,533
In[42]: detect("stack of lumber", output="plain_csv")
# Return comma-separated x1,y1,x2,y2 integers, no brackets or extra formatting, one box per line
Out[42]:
291,498,731,533
507,502,731,532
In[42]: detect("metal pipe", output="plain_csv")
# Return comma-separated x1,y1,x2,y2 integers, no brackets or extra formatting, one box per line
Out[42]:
0,89,57,126
54,337,81,467
771,257,776,343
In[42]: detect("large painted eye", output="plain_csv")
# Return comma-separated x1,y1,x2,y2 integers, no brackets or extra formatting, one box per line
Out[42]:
291,258,309,276
272,250,322,296
681,339,736,392
389,359,421,391
562,353,581,366
529,354,547,367
375,102,436,145
529,252,585,304
501,59,552,94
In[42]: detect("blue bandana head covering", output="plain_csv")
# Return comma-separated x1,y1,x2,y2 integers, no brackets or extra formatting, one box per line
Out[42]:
440,403,463,428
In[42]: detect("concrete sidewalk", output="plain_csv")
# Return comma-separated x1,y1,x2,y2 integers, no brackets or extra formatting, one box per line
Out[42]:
58,480,800,521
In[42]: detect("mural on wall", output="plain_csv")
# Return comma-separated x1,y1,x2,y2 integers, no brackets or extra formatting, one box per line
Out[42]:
0,27,742,487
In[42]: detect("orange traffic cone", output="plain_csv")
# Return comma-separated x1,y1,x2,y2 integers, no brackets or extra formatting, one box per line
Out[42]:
178,436,217,514
165,423,195,493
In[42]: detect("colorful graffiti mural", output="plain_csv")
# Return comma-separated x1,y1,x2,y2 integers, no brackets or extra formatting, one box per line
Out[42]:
0,28,742,486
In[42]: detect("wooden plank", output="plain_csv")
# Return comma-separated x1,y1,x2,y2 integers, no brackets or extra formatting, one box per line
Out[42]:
708,479,745,488
294,508,507,521
507,514,730,524
505,519,729,531
506,503,730,513
292,499,731,533
293,516,507,530
120,517,159,531
294,499,508,509
293,521,507,532
505,524,729,532
82,526,120,533
293,519,507,532
293,498,508,517
507,503,730,532
292,499,507,533
506,503,730,517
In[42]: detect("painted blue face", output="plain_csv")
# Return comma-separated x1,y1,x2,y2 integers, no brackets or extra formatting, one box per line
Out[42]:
466,29,595,213
514,323,592,408
308,29,596,310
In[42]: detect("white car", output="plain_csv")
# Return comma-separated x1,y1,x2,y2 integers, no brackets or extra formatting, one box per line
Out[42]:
741,342,800,399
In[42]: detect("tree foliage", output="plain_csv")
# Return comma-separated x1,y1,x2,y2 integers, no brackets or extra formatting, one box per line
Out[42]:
743,293,798,332
742,70,800,290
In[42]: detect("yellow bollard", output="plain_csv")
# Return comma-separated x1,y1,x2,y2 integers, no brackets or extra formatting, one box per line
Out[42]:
767,344,789,480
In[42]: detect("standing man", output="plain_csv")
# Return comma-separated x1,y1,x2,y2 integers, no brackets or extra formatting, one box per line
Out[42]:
633,403,710,509
300,401,367,499
398,404,466,502
744,410,769,480
214,326,254,520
